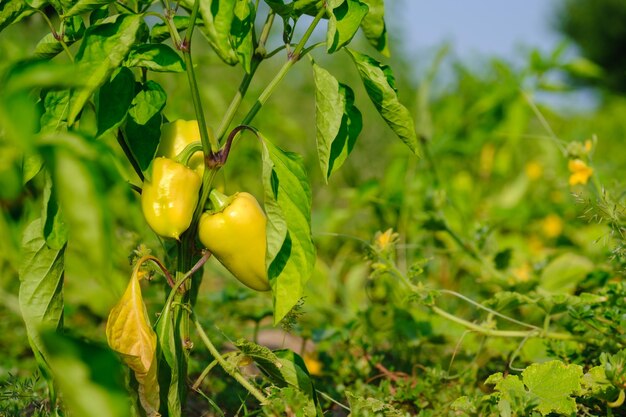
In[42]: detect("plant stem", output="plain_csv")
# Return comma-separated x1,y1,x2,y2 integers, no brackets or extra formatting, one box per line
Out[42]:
241,7,326,126
215,60,260,142
182,0,219,155
192,358,219,390
116,129,144,182
215,11,276,142
430,306,575,341
189,311,268,404
439,289,540,330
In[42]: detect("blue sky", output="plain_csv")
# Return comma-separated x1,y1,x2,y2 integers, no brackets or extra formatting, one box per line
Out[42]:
391,1,565,61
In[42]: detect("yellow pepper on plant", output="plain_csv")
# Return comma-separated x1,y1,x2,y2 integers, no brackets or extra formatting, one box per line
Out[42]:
198,190,270,291
157,120,205,177
141,157,201,240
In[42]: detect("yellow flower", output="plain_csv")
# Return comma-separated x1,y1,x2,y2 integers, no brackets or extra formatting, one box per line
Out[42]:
568,159,593,186
542,214,563,238
374,229,397,251
584,139,593,153
303,352,322,376
525,161,543,181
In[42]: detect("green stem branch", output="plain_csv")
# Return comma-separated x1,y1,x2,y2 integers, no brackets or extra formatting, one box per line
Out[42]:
182,0,219,155
116,129,144,182
189,311,268,404
216,60,259,142
430,306,575,341
241,7,326,126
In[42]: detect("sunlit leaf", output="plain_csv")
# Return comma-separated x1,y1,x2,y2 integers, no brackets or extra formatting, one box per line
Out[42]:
345,48,419,156
260,136,315,323
106,258,160,416
326,0,368,53
64,0,116,18
359,0,389,56
183,0,238,66
236,340,321,414
522,361,582,415
68,13,146,125
488,361,583,416
125,44,186,73
0,0,33,32
312,61,362,181
33,15,85,59
232,0,255,73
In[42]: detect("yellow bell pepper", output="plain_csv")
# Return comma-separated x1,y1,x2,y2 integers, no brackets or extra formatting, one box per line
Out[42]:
141,157,201,240
198,191,270,291
157,120,205,177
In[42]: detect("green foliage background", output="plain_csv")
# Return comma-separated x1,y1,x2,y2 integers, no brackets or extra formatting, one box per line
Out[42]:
2,2,626,416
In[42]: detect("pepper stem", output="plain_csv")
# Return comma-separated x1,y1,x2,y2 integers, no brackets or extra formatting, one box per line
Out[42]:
175,141,203,166
208,189,233,212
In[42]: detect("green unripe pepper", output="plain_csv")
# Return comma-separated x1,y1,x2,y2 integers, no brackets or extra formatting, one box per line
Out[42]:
198,190,270,291
141,157,201,240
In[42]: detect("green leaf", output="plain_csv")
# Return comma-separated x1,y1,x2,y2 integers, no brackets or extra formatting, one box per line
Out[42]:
539,253,593,295
490,373,534,417
3,59,82,96
40,89,71,133
18,217,65,408
345,48,419,156
155,302,183,417
125,44,186,73
150,16,190,43
326,0,368,53
184,0,238,66
63,0,116,18
522,361,582,415
346,392,405,416
260,136,316,324
41,174,68,250
42,132,113,291
33,15,86,59
123,80,166,172
236,340,320,414
22,153,44,184
312,61,362,181
488,362,583,416
0,0,33,32
359,0,388,56
18,218,65,364
40,331,132,417
96,67,135,137
89,4,109,25
231,0,255,73
263,0,323,19
68,13,146,125
263,0,296,18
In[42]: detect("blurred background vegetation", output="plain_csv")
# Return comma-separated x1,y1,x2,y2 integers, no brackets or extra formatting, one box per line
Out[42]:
2,0,626,415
